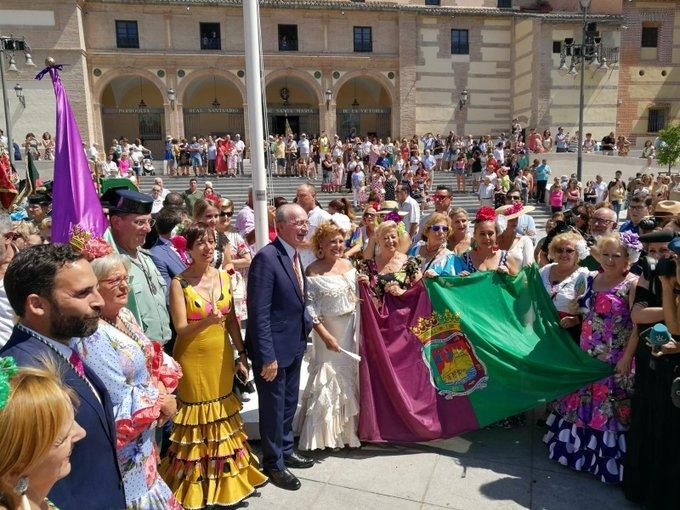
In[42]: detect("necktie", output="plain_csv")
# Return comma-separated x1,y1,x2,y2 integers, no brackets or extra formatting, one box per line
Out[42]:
292,252,304,294
69,350,85,377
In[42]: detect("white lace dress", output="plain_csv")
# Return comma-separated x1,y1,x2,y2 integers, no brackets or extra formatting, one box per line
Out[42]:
294,268,361,450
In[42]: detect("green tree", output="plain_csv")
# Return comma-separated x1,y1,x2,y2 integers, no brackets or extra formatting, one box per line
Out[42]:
656,123,680,175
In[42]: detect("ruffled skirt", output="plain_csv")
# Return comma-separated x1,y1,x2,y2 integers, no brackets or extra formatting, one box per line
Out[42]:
543,412,626,484
160,393,267,509
294,362,361,451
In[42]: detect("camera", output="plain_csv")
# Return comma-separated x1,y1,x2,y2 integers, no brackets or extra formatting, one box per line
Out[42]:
638,216,659,233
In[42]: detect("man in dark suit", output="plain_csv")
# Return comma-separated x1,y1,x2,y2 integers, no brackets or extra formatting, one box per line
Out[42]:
246,203,315,490
149,206,187,289
0,244,126,509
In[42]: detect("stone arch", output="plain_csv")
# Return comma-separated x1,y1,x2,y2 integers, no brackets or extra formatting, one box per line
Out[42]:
176,69,246,106
264,68,323,106
94,68,167,105
332,70,395,106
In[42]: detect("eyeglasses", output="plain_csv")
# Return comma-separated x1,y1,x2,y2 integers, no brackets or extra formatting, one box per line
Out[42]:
220,211,234,218
101,274,128,287
132,218,156,227
430,225,450,232
289,220,310,227
629,205,647,211
555,247,576,254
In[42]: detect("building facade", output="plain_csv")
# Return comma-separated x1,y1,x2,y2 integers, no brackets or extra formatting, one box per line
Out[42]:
0,0,677,157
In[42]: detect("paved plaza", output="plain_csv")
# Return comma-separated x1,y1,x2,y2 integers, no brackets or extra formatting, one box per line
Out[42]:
245,409,635,510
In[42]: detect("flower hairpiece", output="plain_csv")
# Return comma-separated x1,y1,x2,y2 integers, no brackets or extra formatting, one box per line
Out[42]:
383,211,403,224
475,206,496,223
69,225,113,262
504,202,524,216
575,238,589,261
0,356,18,412
619,231,643,264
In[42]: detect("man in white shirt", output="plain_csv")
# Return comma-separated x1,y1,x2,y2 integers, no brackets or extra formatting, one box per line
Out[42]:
396,184,421,239
298,133,310,164
493,142,504,163
234,134,246,176
422,150,436,173
593,174,608,204
153,177,170,199
295,183,330,268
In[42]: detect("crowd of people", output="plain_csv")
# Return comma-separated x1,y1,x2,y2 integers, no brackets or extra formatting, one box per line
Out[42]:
0,124,678,510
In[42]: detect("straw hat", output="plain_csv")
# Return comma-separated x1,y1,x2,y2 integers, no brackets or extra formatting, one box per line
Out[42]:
654,200,680,217
377,200,407,217
495,203,536,220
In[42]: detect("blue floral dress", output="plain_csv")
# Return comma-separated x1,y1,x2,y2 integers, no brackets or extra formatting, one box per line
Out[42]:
72,308,183,509
543,273,636,484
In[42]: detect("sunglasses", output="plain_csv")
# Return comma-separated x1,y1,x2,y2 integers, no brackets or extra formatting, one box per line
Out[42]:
430,225,450,232
220,211,234,218
508,196,521,201
555,247,575,254
432,194,449,201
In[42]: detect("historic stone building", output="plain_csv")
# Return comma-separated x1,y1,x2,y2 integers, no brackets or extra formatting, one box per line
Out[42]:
0,0,677,157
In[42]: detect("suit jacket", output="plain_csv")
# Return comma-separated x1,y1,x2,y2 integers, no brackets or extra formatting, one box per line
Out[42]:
246,237,312,368
0,327,126,510
149,236,187,289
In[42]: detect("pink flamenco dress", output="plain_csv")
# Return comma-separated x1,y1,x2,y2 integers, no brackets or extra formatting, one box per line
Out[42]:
161,271,267,509
543,273,636,484
71,307,183,509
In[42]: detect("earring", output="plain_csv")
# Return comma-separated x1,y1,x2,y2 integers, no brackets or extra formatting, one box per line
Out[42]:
316,249,324,259
14,476,28,495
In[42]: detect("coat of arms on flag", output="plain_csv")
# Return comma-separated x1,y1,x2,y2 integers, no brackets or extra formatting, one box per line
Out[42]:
411,309,488,399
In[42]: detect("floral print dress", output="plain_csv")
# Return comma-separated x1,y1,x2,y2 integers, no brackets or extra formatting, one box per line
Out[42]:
543,273,636,484
71,308,183,509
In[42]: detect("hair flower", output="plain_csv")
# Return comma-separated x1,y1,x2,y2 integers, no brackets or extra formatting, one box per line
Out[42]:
475,206,496,223
383,211,403,224
619,231,642,264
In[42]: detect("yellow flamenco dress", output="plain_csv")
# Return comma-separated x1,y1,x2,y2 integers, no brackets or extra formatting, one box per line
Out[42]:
161,271,267,509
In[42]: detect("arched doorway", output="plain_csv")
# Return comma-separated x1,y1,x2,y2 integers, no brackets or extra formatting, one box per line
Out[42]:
336,76,392,139
182,75,245,139
100,76,165,157
265,75,320,137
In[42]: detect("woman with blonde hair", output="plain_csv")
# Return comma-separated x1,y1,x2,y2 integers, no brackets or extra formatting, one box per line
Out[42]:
544,231,640,484
408,213,466,276
447,207,472,255
0,358,86,509
294,221,361,451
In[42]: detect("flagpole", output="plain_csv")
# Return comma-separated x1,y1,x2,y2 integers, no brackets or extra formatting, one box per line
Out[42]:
243,0,268,250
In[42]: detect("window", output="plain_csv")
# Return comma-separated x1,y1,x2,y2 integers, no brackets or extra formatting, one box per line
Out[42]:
451,29,469,55
115,20,139,49
497,0,512,8
353,26,372,52
200,23,221,50
648,107,668,133
641,26,659,48
425,0,441,5
278,24,298,51
552,40,562,54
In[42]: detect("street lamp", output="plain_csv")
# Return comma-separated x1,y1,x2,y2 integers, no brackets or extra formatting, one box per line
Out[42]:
0,34,36,166
167,88,176,110
325,88,332,110
13,84,24,108
459,89,469,110
556,0,618,182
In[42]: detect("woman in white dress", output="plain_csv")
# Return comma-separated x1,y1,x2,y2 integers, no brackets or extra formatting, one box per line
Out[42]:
294,220,361,451
495,202,536,268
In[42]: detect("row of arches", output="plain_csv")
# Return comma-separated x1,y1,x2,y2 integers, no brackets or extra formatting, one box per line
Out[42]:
98,70,394,156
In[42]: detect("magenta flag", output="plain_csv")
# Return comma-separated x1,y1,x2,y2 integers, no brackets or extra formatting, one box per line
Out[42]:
36,64,107,242
358,282,478,442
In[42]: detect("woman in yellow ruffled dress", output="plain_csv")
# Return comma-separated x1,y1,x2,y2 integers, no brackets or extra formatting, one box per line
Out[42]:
161,223,267,509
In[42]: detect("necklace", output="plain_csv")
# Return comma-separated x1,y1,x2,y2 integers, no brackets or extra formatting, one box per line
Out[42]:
102,315,152,370
128,253,158,295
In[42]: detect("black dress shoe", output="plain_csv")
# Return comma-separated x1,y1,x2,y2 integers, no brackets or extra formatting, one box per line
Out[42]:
283,451,314,469
262,467,301,491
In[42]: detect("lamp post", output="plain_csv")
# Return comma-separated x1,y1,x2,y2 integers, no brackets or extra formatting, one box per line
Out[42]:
575,0,591,183
325,88,332,110
459,89,468,110
0,35,35,166
557,0,617,182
